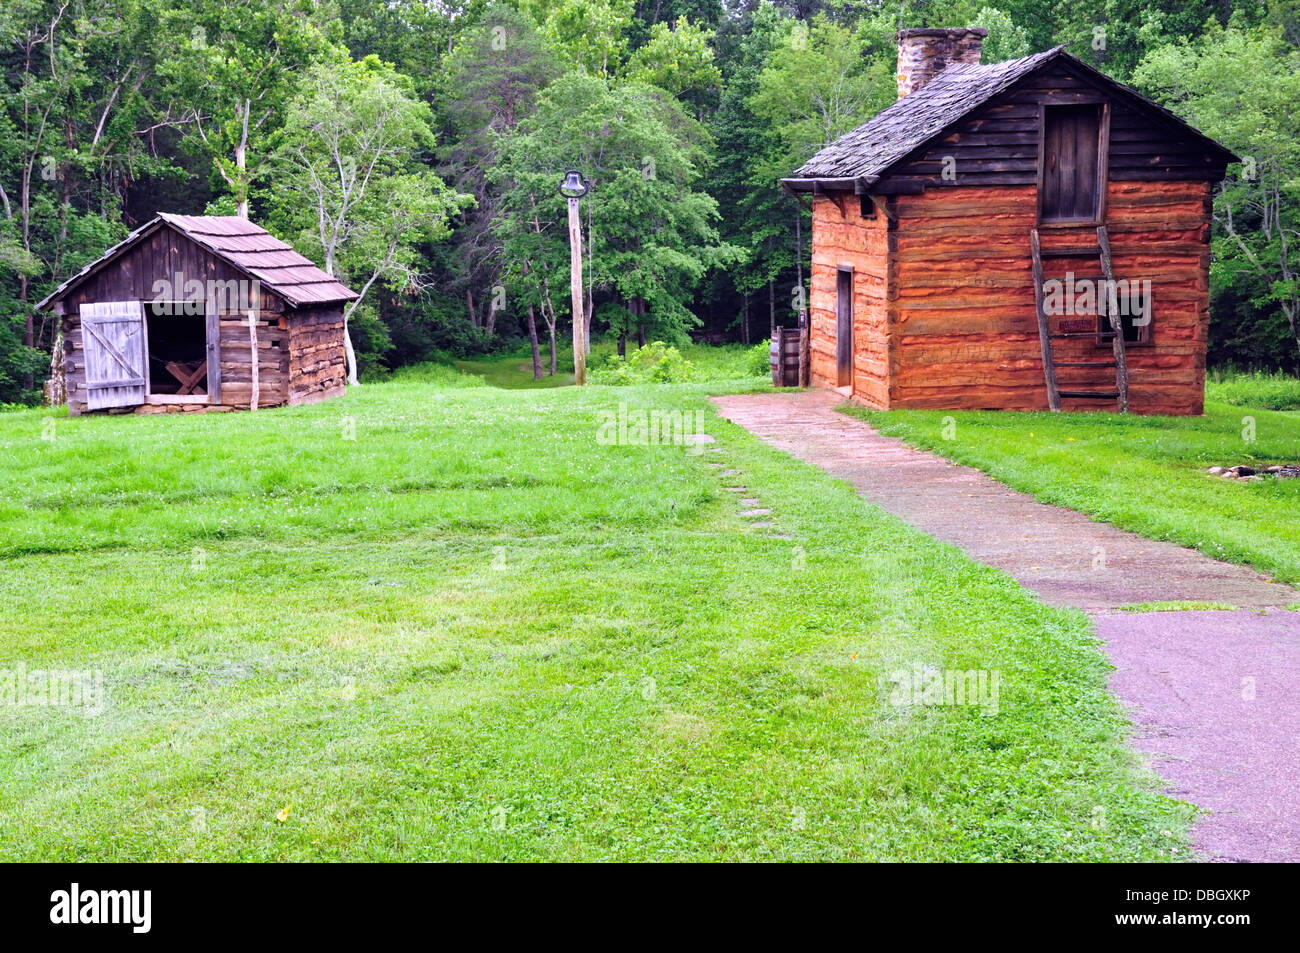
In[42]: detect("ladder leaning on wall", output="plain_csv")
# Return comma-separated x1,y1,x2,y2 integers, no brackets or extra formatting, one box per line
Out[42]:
1031,225,1130,413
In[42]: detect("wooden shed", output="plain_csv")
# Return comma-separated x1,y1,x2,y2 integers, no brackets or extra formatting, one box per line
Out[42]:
37,214,358,415
782,29,1238,415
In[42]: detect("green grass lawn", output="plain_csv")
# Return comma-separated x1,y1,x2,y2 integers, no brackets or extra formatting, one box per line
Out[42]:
1207,368,1300,411
0,358,1190,860
451,354,576,389
847,401,1300,588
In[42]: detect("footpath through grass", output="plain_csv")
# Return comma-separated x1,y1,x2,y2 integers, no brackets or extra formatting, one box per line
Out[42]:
848,400,1300,588
0,356,1189,860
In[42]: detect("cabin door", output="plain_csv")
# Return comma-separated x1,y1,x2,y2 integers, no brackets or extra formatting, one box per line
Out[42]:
80,301,148,410
835,268,853,388
1040,104,1104,224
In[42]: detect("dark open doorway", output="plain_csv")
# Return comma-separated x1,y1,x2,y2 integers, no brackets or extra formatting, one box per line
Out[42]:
146,301,208,397
836,268,853,388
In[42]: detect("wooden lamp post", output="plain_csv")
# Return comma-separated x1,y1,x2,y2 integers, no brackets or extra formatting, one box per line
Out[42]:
559,170,589,385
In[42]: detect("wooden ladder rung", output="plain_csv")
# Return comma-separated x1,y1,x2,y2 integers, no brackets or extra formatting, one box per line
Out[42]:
1039,246,1102,257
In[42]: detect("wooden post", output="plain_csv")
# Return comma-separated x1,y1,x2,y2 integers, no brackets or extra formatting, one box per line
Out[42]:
247,311,259,411
799,325,810,388
1030,229,1061,412
568,196,586,385
1097,226,1129,413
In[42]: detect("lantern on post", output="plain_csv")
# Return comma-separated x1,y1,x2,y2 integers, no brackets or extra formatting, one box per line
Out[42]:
558,170,589,385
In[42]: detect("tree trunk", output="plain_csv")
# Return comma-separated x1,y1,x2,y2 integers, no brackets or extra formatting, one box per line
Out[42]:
21,274,33,392
549,324,558,376
768,280,776,337
742,294,750,345
527,304,542,380
342,312,360,387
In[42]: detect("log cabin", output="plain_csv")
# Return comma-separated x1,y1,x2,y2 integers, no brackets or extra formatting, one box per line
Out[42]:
782,28,1238,415
37,214,358,416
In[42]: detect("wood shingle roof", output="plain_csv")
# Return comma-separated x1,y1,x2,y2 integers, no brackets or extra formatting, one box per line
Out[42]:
783,47,1237,191
37,214,358,310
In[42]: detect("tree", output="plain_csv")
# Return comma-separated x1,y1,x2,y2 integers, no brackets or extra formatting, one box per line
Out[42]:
970,6,1031,62
493,71,737,361
1135,20,1300,366
161,0,332,218
529,0,634,77
624,16,722,114
268,56,472,384
437,3,558,352
0,0,168,398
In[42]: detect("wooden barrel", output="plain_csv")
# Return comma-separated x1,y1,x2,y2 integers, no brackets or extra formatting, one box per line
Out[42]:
770,328,804,387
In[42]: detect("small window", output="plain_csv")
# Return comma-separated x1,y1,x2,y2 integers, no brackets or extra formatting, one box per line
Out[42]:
1040,104,1103,223
1097,308,1152,346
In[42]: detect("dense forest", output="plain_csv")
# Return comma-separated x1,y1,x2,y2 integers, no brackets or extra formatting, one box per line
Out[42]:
2,0,1299,405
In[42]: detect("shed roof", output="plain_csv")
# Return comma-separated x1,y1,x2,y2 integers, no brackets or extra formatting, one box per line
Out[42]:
37,214,359,310
783,47,1238,191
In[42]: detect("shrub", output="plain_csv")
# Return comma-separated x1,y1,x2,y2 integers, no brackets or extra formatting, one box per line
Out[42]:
747,340,771,377
589,341,695,385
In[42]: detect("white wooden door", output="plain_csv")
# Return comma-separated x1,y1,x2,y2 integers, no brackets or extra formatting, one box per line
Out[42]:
81,301,148,410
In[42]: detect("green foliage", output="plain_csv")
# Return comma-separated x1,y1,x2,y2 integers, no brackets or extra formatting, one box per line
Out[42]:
970,6,1032,61
749,14,893,180
493,70,737,343
160,0,336,212
264,54,472,377
624,16,722,109
589,340,696,383
1134,20,1300,368
530,0,634,77
747,339,772,376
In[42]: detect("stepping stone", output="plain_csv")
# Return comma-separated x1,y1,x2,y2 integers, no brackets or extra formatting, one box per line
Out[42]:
684,433,715,446
739,508,771,517
749,521,774,528
723,487,746,492
721,469,739,476
740,497,760,505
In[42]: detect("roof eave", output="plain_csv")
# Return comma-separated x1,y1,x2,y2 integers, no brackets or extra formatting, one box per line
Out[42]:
780,175,878,194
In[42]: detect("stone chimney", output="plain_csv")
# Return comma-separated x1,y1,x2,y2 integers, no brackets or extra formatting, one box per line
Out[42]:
896,27,987,98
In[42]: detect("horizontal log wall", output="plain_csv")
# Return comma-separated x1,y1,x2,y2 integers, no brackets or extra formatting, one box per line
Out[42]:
287,306,347,406
809,194,891,406
879,61,1225,193
884,179,1211,415
214,311,289,409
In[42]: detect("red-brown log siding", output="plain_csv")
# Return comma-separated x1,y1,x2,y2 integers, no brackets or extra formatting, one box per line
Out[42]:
809,195,891,406
809,180,1211,415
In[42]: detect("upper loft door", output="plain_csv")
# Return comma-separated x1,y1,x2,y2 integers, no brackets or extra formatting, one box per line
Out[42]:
1039,103,1106,224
